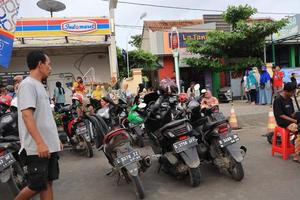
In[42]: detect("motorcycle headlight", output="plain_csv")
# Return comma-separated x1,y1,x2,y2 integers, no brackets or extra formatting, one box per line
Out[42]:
226,90,231,94
0,115,13,124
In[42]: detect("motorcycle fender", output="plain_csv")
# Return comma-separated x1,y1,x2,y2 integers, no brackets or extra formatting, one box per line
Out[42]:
0,167,11,183
179,147,200,168
226,142,244,162
124,162,139,176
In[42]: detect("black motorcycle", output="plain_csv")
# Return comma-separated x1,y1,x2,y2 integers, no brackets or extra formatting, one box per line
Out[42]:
143,93,201,187
0,109,27,196
187,101,246,181
93,100,151,199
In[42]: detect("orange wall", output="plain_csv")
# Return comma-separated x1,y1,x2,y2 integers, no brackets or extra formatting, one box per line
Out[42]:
159,56,174,80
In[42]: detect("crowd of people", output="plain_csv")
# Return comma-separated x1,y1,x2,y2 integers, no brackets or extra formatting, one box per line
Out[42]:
241,66,297,106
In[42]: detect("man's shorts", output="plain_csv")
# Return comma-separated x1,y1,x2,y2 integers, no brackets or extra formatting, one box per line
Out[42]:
25,152,60,192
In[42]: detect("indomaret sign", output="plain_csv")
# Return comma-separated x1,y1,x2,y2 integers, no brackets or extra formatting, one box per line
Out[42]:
15,17,110,37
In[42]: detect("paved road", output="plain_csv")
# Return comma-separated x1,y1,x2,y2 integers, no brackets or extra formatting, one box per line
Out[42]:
1,103,300,200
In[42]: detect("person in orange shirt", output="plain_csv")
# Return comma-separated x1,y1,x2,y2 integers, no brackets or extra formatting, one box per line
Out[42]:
273,66,284,98
72,76,85,95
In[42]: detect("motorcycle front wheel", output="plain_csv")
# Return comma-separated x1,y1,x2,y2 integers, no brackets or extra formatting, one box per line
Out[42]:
78,135,94,158
7,162,26,196
188,167,201,187
228,159,244,181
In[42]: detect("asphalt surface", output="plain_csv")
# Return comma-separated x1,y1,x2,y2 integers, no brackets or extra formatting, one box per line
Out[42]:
1,102,300,200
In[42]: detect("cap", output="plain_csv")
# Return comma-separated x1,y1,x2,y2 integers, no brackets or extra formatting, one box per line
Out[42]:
283,82,296,92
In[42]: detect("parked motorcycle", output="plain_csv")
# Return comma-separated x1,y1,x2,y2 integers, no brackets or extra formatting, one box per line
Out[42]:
0,107,27,196
58,98,94,158
143,92,201,187
121,103,146,147
187,101,246,181
95,100,151,199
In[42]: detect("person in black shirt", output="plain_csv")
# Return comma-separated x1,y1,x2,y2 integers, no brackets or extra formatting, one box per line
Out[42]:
291,73,297,88
273,82,300,162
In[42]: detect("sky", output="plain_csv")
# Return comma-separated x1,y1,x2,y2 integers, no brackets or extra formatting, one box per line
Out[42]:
18,0,300,49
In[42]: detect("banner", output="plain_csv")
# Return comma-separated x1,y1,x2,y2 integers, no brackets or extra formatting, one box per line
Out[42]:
0,0,21,68
15,18,110,37
281,67,300,84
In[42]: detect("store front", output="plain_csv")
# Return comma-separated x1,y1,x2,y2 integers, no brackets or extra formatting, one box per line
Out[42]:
0,17,115,101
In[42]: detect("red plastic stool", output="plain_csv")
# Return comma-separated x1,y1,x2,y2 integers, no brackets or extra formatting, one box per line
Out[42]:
272,126,295,160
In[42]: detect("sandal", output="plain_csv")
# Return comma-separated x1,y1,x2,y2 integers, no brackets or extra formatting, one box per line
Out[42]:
293,159,300,163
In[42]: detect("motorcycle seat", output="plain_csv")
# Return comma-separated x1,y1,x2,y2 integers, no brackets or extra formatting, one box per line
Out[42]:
159,118,188,133
103,128,129,144
203,120,228,132
59,105,72,113
0,135,20,142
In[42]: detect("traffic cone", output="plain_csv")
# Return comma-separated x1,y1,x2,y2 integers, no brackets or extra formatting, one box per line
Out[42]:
267,106,277,134
229,103,240,130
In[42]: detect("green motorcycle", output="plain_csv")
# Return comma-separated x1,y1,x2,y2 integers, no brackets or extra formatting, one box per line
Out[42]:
122,103,147,147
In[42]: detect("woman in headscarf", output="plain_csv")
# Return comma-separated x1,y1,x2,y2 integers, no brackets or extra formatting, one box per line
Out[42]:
92,85,103,100
200,90,219,109
253,67,261,104
259,66,272,105
247,69,258,105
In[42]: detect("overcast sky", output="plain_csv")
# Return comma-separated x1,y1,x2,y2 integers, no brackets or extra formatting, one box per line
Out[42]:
18,0,300,49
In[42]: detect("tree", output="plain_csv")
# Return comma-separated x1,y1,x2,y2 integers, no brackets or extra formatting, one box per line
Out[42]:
185,5,287,71
117,47,159,79
129,34,142,49
223,4,257,30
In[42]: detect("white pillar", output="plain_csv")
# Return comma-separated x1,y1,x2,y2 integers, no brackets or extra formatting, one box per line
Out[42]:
108,1,118,78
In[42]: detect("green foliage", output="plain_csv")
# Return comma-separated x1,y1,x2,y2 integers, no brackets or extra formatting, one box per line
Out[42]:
117,47,159,79
129,34,142,49
186,5,287,71
223,4,257,30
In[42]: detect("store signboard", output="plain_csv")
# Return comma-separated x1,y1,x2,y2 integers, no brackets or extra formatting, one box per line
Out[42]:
0,0,21,68
15,17,110,37
273,15,300,41
168,32,207,48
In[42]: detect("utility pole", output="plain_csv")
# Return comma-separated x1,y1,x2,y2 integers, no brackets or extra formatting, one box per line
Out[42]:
171,27,181,93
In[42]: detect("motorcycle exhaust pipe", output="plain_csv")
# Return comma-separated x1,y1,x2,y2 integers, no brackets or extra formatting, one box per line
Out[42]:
141,155,152,168
240,146,247,158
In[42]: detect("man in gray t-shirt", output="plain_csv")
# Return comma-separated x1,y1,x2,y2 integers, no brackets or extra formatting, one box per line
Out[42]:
16,50,62,200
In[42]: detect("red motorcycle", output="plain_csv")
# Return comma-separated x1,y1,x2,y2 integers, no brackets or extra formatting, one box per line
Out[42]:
58,94,94,158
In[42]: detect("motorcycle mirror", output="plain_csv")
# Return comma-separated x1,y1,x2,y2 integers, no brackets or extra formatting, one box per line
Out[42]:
138,103,147,109
194,84,200,91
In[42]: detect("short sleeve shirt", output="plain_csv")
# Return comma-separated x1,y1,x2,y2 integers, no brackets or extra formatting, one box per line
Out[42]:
17,77,61,155
273,95,295,128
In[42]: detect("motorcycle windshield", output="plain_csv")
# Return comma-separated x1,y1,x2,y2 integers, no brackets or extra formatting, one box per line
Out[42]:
96,107,110,119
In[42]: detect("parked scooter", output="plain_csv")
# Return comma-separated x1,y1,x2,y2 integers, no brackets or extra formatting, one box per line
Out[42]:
0,104,27,196
187,101,246,181
143,91,201,187
94,98,151,199
58,94,94,157
121,103,146,147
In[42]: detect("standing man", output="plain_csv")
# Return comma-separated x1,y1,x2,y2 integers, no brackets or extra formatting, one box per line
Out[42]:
15,50,62,200
273,66,284,98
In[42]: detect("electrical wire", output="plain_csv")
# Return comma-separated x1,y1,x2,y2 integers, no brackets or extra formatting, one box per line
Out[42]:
100,0,299,15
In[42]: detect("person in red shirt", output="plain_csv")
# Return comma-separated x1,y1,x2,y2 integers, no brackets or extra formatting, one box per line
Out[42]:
273,66,284,98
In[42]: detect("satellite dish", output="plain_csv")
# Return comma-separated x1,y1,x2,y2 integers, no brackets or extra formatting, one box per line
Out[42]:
37,0,66,17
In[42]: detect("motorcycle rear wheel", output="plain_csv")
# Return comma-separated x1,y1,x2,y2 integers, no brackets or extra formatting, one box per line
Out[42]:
131,175,145,199
7,162,26,196
188,167,201,187
228,159,244,181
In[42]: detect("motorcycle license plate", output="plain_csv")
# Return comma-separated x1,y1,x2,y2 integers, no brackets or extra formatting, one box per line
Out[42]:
173,137,198,153
0,153,15,171
219,134,240,148
114,150,141,168
76,126,87,135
